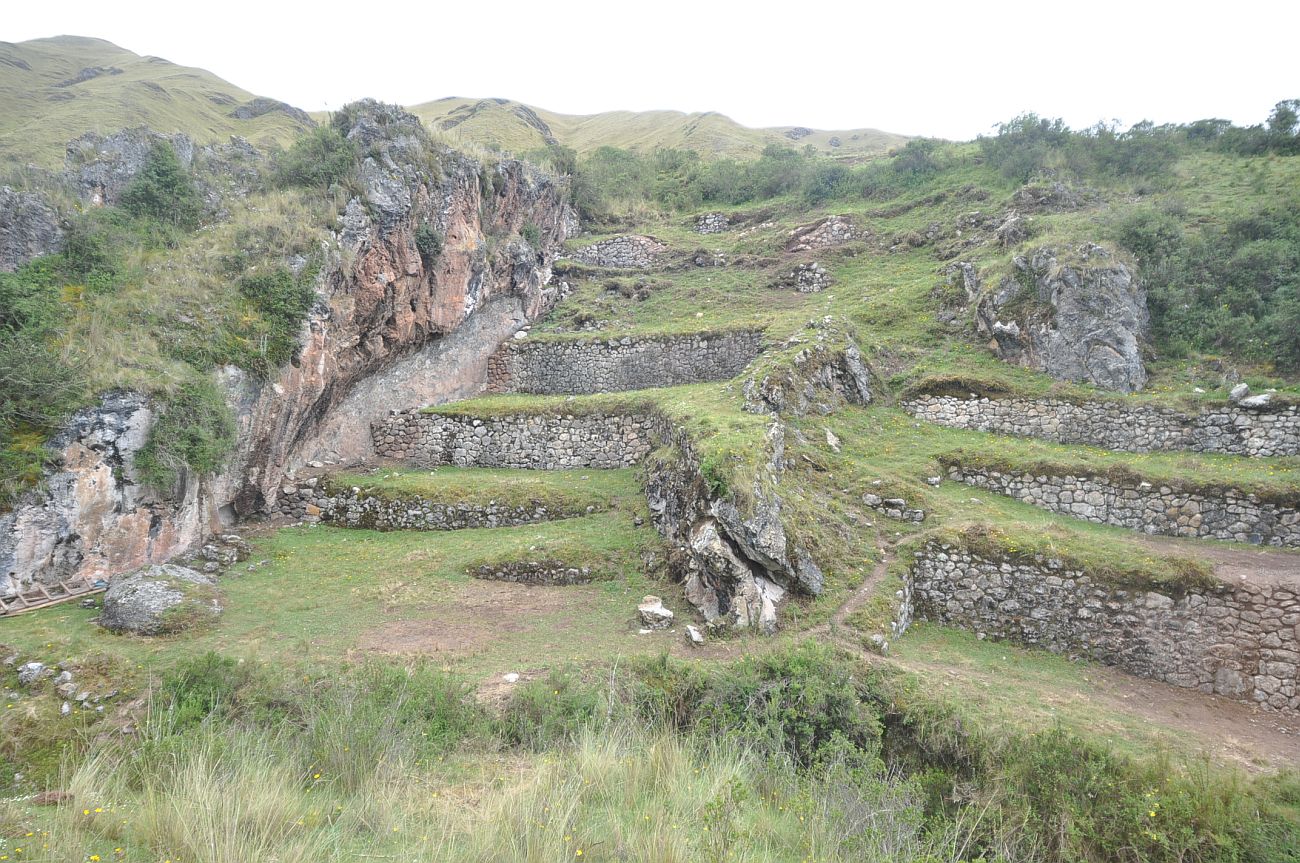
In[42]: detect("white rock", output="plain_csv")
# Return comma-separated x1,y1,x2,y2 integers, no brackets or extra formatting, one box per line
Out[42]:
824,428,841,453
638,595,674,629
685,624,705,646
503,673,520,684
1229,383,1250,402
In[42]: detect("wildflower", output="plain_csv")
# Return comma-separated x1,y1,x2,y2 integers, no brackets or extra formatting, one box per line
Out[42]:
576,851,583,858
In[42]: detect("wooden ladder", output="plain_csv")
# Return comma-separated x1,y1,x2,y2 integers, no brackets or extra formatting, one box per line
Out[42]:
0,576,105,617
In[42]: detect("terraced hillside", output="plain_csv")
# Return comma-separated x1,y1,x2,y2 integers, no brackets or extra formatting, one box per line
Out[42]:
1,41,1299,859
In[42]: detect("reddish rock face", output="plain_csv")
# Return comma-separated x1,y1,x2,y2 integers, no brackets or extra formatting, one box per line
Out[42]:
2,115,576,593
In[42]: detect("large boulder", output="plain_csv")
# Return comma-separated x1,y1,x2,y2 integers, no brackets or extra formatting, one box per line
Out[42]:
0,186,64,271
976,244,1148,393
99,564,223,635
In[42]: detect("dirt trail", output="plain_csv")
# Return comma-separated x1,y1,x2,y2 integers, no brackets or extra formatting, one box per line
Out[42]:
892,647,1300,772
1132,534,1300,588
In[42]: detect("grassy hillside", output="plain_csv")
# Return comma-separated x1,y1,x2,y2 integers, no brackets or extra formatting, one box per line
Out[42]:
409,96,908,158
0,35,313,168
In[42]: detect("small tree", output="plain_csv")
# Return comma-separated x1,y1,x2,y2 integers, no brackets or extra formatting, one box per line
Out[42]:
120,141,203,230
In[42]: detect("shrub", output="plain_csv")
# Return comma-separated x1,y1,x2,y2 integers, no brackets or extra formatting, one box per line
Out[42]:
136,377,236,492
236,267,316,377
120,141,203,230
414,222,443,263
520,222,541,247
161,652,259,729
500,668,602,749
275,124,357,190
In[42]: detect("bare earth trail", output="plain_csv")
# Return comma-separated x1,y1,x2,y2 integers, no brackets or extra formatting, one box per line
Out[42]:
1132,533,1300,588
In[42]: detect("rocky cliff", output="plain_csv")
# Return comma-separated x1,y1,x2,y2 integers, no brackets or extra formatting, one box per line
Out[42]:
972,243,1149,392
1,102,576,593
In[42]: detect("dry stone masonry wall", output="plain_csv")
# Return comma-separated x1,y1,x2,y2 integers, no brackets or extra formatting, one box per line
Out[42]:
945,464,1300,547
569,235,666,269
905,541,1299,714
486,331,763,395
471,561,594,585
313,488,587,530
904,394,1300,456
372,412,658,469
695,213,729,234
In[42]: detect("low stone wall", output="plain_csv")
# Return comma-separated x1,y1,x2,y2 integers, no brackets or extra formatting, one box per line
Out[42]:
903,394,1300,457
471,561,594,585
486,331,763,395
945,464,1300,547
372,412,658,469
569,235,666,269
907,541,1299,713
319,488,587,530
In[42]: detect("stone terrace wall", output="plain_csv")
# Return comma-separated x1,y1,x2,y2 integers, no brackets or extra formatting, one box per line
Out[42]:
486,331,763,395
471,561,594,585
907,541,1299,713
945,464,1300,547
903,394,1300,457
320,489,587,531
569,235,666,269
372,411,658,469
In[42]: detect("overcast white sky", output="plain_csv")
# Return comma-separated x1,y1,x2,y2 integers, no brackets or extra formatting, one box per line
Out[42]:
6,0,1298,140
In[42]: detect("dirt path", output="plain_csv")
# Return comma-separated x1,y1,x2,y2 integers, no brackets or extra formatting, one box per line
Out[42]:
828,544,892,630
1132,534,1300,588
892,645,1300,772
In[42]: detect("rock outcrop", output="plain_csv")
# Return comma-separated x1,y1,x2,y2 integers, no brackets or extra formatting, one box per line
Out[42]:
645,422,821,634
3,101,577,593
976,244,1149,392
0,185,64,271
743,321,872,417
65,127,195,206
98,564,223,635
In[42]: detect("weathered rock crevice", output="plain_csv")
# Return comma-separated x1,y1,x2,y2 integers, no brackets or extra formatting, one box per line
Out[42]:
969,243,1149,392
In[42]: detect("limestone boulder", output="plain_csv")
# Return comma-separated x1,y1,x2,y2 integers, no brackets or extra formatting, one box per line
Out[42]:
978,244,1149,393
637,595,674,629
99,564,223,635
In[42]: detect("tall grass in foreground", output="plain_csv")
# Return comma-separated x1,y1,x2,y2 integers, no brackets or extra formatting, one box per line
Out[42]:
2,719,952,862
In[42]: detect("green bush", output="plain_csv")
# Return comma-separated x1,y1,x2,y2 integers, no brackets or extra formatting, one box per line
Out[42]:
120,141,203,230
236,267,316,377
275,124,357,190
520,222,541,247
136,377,236,491
414,222,443,263
161,652,259,730
500,668,602,749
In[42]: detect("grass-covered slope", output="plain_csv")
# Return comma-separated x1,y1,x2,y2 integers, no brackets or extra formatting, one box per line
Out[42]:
408,96,908,158
0,35,313,168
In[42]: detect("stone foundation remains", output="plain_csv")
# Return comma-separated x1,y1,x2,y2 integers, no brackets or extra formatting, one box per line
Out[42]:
471,561,595,585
